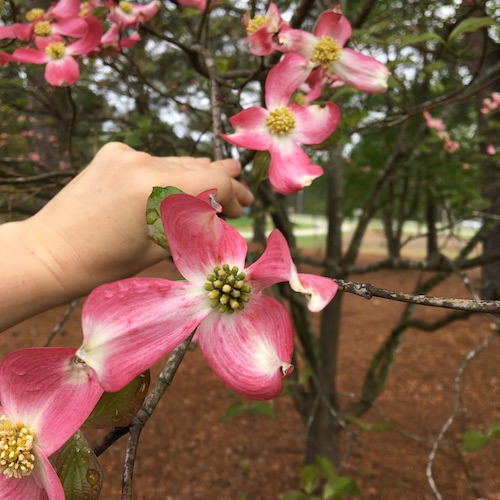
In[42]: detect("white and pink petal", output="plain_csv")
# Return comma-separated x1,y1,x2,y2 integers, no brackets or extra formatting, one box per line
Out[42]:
314,11,351,45
268,139,324,194
332,48,390,94
0,348,103,456
277,26,317,59
265,53,313,108
291,101,341,145
197,296,294,400
245,228,295,292
160,193,248,282
79,278,210,392
221,107,272,150
45,56,80,86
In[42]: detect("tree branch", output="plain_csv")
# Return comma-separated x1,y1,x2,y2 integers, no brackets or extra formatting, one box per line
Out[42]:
335,279,500,313
121,334,193,500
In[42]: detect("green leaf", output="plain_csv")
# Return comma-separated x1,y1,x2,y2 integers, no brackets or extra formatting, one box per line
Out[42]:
84,371,150,428
462,429,489,451
52,430,103,500
399,32,445,48
249,402,275,419
252,150,271,185
123,130,144,148
363,420,394,432
324,476,359,499
280,492,311,500
146,186,183,251
487,420,500,438
448,17,497,43
298,365,313,384
342,109,369,128
315,456,336,483
300,464,321,495
222,403,247,420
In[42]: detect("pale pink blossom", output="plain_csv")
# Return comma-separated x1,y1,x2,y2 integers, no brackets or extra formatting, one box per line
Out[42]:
0,348,103,498
100,23,141,51
222,54,341,194
443,138,459,154
243,3,287,56
107,0,161,27
177,0,207,11
75,190,338,400
480,92,500,114
13,17,102,86
486,144,496,155
277,9,390,94
423,111,444,132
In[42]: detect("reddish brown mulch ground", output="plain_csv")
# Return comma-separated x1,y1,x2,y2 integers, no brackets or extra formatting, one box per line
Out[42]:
1,252,499,499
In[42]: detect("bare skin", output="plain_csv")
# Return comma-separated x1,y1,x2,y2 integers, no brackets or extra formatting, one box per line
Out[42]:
0,143,254,332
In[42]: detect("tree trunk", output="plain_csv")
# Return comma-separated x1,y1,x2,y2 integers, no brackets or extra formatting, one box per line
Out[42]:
304,146,344,465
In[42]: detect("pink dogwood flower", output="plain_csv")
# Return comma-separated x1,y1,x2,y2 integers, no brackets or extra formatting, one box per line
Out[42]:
0,348,103,498
243,3,287,56
423,111,444,132
222,54,341,194
13,16,102,86
176,0,207,11
277,9,390,94
107,0,161,27
75,190,338,400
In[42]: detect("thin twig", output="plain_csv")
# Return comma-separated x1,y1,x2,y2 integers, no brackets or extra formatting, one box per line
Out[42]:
425,328,499,499
121,333,193,500
44,299,79,347
335,279,500,313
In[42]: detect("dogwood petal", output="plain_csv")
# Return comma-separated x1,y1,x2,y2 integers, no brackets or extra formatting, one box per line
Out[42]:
197,296,294,400
277,26,317,58
268,139,323,194
315,11,351,45
161,193,248,282
33,446,66,499
244,27,278,56
245,228,294,291
289,272,339,312
45,56,80,86
67,17,103,56
50,0,81,19
221,107,272,150
265,54,312,108
291,101,341,144
332,48,390,93
79,278,209,392
247,230,338,311
0,348,103,456
12,47,48,64
0,456,51,500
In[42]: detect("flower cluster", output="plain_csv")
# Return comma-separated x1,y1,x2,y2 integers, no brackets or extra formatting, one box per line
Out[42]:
0,0,160,86
423,111,460,154
0,189,338,496
223,4,390,194
480,92,500,115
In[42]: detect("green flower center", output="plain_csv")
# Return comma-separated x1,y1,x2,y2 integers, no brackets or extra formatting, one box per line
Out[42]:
0,416,35,479
33,20,52,37
119,1,133,14
204,264,251,314
45,41,66,60
265,106,296,136
246,15,270,35
313,35,342,69
25,8,45,22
